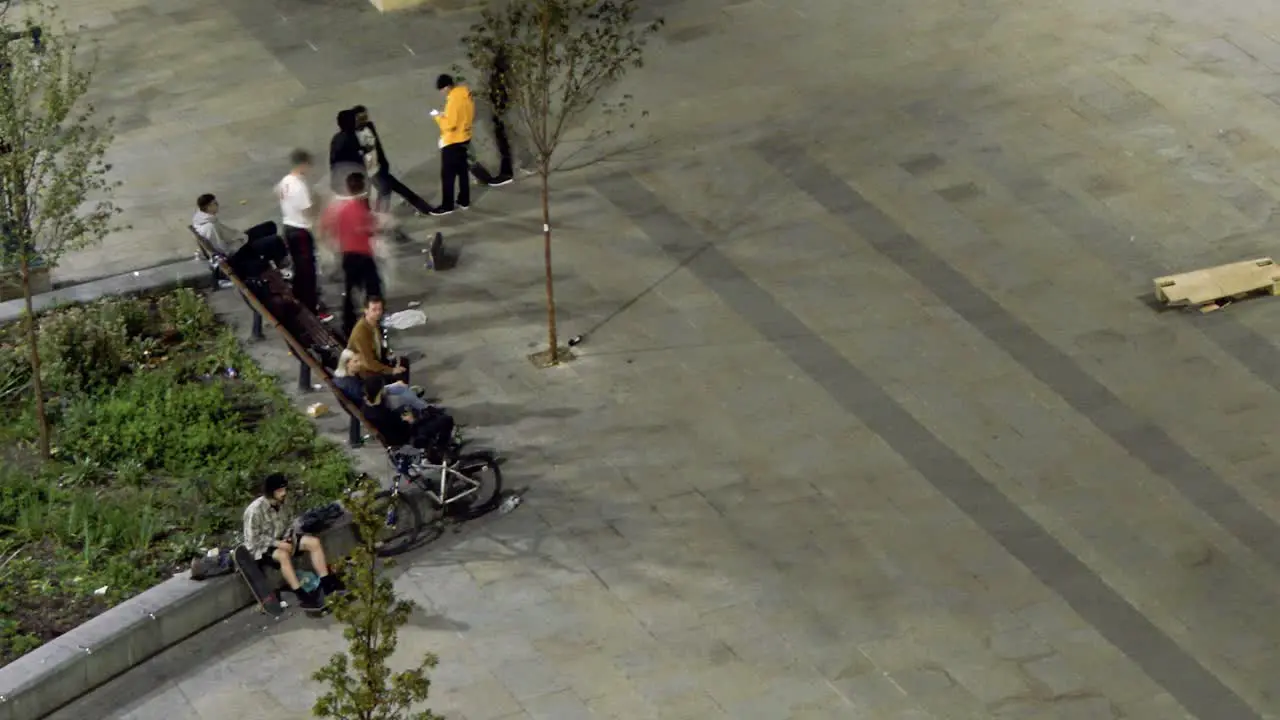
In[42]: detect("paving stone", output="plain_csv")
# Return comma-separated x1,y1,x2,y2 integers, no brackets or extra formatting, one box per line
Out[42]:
34,1,1280,720
1021,653,1088,697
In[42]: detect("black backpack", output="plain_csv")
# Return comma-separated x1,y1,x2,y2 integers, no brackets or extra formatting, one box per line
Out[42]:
297,502,345,534
411,406,456,462
190,548,235,580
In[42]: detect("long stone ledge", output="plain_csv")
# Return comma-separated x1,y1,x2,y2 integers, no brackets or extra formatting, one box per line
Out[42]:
0,520,361,720
0,257,212,325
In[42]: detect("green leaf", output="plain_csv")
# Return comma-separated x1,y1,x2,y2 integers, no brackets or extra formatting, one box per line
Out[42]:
311,474,441,720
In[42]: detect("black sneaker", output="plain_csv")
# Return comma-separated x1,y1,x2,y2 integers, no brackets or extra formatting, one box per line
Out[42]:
295,586,324,610
320,574,346,596
487,175,513,187
457,202,470,210
429,207,454,217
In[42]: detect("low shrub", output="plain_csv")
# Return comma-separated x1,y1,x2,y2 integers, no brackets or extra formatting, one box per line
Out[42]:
0,289,356,666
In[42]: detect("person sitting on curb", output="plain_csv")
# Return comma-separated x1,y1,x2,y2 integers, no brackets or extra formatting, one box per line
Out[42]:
242,473,344,610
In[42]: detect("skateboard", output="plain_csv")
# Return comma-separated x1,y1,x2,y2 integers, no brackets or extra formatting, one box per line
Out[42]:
304,602,331,618
233,545,285,617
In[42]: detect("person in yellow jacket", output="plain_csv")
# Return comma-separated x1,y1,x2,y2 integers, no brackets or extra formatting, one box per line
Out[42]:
429,74,476,215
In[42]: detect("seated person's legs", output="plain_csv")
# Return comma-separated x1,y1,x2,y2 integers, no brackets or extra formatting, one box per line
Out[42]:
297,535,345,595
361,378,413,446
410,407,456,460
265,539,303,595
382,382,429,412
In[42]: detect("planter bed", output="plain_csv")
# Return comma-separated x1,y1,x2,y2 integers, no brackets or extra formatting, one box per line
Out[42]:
0,288,355,668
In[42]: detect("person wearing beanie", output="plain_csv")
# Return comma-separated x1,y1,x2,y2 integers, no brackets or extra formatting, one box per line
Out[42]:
241,473,344,609
429,73,476,215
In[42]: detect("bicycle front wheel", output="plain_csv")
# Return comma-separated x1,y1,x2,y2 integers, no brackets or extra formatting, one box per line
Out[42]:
359,489,423,557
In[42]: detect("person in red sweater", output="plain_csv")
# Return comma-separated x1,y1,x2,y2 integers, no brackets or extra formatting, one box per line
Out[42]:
320,172,383,335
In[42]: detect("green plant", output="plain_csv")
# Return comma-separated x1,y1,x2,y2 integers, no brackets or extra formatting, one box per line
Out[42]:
0,0,124,458
461,0,660,365
0,290,358,666
157,287,217,339
313,474,440,720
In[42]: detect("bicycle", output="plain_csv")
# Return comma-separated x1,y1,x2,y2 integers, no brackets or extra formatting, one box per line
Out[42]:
358,445,506,557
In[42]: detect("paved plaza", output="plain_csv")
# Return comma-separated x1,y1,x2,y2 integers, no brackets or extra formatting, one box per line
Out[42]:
33,0,1280,717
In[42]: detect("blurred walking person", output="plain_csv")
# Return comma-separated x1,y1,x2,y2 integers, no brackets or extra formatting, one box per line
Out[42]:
329,109,364,195
429,74,475,216
320,172,383,336
275,149,333,323
352,105,436,216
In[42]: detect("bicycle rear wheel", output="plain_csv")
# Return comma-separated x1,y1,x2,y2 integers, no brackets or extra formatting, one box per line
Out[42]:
357,489,423,557
446,453,504,521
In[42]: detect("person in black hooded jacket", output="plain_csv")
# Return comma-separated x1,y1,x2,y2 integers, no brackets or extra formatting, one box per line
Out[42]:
351,105,435,215
329,109,364,194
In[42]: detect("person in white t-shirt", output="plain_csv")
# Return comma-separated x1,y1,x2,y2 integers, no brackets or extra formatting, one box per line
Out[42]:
275,149,330,320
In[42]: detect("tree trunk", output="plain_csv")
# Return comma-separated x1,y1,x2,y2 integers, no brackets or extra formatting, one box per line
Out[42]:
20,253,50,458
539,167,558,365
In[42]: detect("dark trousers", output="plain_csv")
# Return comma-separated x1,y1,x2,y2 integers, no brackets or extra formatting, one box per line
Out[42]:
440,141,471,210
341,253,383,337
243,292,264,339
346,359,413,445
283,226,319,313
492,116,513,179
372,172,434,215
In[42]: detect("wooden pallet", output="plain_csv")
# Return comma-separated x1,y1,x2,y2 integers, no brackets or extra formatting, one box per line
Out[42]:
1153,257,1280,310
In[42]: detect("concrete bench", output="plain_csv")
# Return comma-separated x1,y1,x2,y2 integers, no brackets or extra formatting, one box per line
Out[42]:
0,509,369,720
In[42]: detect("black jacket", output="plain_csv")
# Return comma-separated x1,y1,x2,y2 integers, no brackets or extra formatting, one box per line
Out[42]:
329,130,362,171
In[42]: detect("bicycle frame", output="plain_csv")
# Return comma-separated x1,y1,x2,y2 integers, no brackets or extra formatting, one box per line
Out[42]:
389,448,480,507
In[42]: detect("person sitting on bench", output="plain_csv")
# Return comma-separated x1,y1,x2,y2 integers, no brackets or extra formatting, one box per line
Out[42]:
242,473,344,610
361,379,456,459
332,349,366,405
192,193,247,258
192,193,268,340
346,296,410,382
361,367,430,414
333,349,421,410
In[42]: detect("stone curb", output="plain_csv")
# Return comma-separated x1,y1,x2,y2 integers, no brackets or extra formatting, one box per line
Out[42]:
0,260,358,720
0,522,359,720
0,257,213,325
